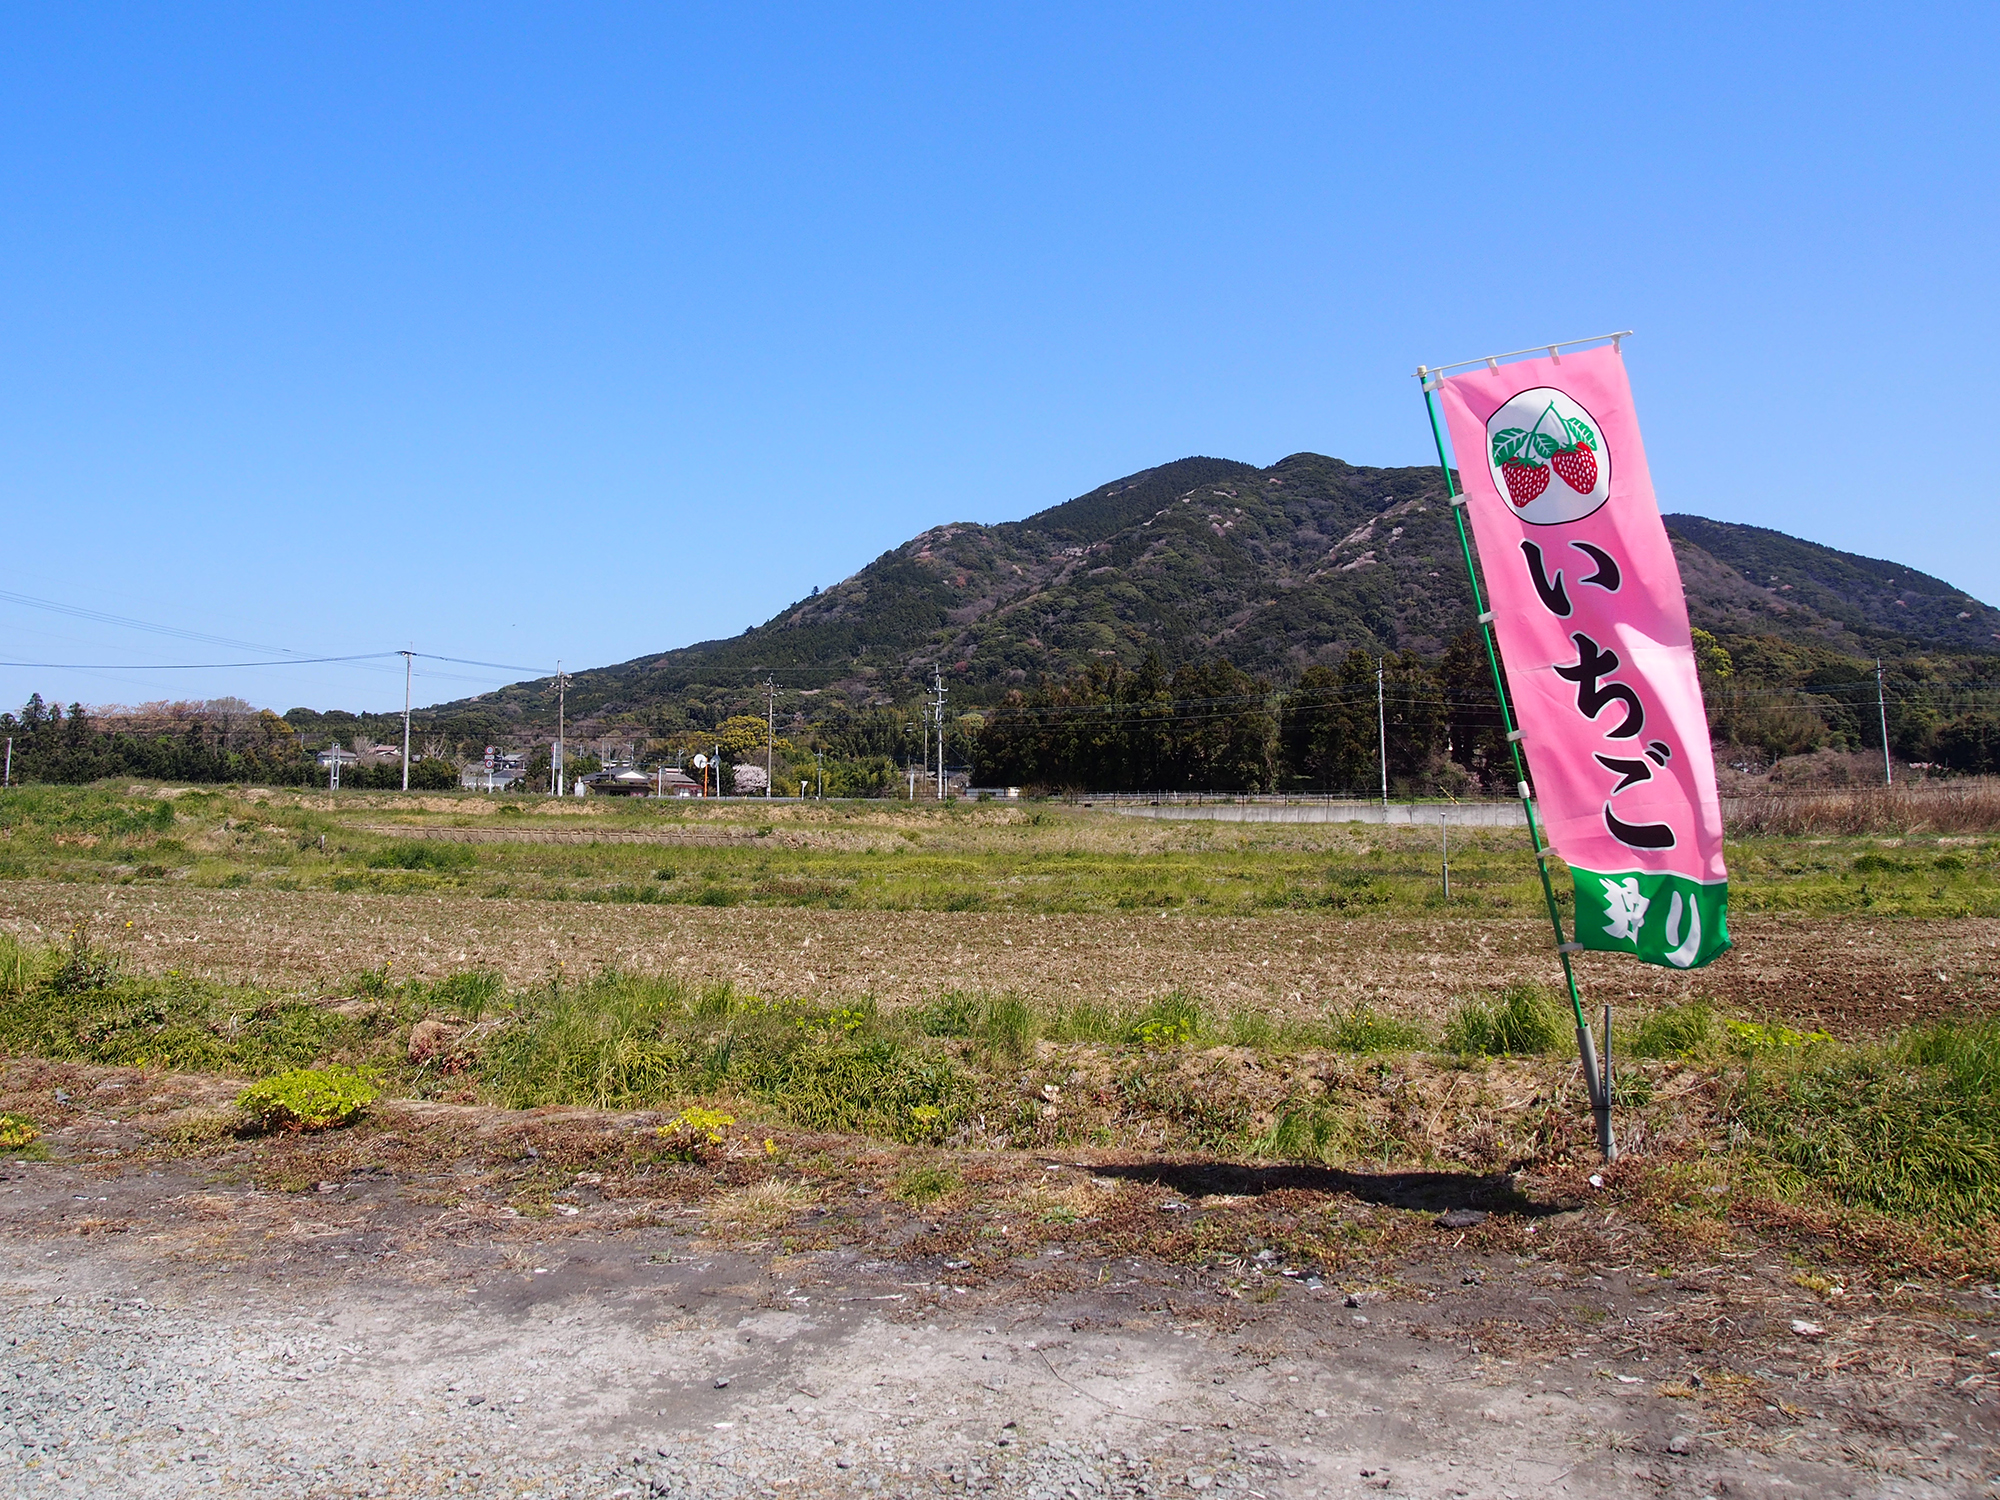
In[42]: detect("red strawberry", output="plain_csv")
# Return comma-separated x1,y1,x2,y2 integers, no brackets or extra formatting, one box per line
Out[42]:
1550,441,1597,494
1500,459,1550,507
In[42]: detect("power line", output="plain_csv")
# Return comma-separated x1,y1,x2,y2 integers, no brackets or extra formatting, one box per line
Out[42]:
0,652,398,670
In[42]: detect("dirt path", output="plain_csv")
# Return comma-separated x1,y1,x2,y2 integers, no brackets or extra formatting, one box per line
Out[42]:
2,880,1994,1032
5,1155,1991,1499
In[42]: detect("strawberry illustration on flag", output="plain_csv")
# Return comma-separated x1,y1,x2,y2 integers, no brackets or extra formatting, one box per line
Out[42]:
1491,404,1600,506
1549,417,1599,494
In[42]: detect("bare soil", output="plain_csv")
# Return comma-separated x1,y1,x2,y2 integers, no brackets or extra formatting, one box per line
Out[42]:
2,880,1994,1036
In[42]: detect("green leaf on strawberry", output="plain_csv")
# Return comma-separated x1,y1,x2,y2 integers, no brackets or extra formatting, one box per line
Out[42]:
1491,427,1530,465
1528,432,1562,461
1562,416,1597,449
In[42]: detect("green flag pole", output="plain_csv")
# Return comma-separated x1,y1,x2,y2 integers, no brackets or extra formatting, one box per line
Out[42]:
1417,369,1615,1162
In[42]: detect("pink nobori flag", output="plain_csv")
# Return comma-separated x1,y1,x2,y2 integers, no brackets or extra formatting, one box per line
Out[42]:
1437,345,1729,969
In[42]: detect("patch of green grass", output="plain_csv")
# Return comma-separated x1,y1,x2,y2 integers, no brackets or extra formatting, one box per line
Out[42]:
477,973,974,1143
1253,1100,1354,1164
1736,1019,2000,1229
1322,1003,1427,1053
407,968,504,1022
892,1162,963,1206
1629,1003,1718,1059
0,940,361,1075
367,840,476,872
1444,982,1568,1057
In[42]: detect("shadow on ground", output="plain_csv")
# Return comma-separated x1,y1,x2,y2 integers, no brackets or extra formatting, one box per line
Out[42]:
1091,1161,1572,1216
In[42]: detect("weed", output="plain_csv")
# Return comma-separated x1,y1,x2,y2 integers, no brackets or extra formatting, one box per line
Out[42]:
1127,992,1203,1049
977,995,1037,1059
893,1162,963,1206
915,992,980,1038
1725,1019,1834,1053
1254,1101,1352,1164
1444,982,1567,1056
236,1066,378,1131
45,929,118,996
159,1108,239,1146
0,1112,41,1150
412,968,504,1022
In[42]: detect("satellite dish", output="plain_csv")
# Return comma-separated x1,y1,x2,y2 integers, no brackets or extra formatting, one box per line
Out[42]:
692,753,708,769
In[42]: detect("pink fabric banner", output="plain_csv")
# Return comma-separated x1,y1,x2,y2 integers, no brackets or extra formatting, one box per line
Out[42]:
1437,346,1729,968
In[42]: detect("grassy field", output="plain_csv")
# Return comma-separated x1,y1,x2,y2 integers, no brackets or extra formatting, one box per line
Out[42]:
2,781,1999,1277
0,782,1995,919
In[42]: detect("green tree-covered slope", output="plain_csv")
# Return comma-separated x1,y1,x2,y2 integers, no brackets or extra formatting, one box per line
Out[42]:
393,454,1999,746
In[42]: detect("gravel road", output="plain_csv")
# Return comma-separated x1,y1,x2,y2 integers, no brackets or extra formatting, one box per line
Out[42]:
5,1162,1991,1499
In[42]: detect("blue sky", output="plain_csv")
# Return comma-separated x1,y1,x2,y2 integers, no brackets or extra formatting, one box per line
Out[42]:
2,4,1995,714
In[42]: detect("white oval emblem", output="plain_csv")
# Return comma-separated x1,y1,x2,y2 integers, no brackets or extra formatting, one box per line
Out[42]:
1483,386,1610,524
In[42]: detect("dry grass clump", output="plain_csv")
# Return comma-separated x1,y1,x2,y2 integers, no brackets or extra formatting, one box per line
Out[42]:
704,1177,816,1235
1727,778,2000,835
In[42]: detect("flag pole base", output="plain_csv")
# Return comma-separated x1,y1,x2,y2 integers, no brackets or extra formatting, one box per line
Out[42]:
1576,1024,1618,1164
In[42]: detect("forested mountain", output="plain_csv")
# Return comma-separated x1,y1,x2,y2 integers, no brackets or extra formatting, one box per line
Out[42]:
401,452,1998,751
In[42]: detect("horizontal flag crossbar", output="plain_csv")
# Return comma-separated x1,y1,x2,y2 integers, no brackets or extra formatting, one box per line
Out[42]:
1415,331,1634,381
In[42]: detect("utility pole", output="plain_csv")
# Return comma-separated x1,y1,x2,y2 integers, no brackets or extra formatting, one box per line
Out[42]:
816,747,823,800
3,737,10,788
1376,658,1389,811
1876,658,1893,786
765,677,775,798
399,650,413,792
553,661,568,797
934,666,947,801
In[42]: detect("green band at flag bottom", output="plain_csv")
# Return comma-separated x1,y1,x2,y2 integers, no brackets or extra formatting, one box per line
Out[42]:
1570,868,1731,970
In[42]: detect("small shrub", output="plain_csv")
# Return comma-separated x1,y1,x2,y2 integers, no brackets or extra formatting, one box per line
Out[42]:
1445,982,1567,1056
45,930,117,996
1852,852,1913,874
0,1112,41,1150
657,1106,734,1160
892,1162,962,1206
236,1066,378,1132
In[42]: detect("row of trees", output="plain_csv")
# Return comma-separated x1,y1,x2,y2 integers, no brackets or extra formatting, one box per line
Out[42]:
0,697,469,789
0,697,321,786
972,639,1513,795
